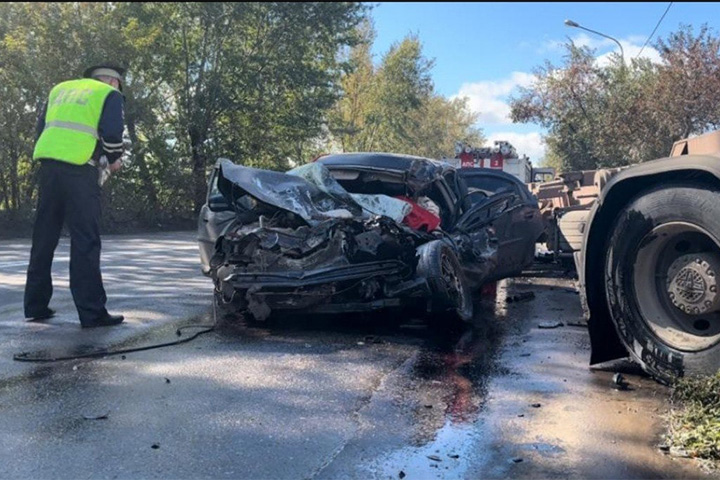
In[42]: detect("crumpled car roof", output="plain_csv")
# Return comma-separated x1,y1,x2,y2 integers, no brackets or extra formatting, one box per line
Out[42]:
316,152,449,192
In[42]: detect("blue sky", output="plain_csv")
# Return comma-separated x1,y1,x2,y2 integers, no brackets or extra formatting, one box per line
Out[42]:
369,2,720,163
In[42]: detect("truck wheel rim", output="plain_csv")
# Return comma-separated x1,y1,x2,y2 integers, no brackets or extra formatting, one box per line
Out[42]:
632,222,720,351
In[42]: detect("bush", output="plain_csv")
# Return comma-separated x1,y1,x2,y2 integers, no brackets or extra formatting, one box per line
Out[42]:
669,372,720,460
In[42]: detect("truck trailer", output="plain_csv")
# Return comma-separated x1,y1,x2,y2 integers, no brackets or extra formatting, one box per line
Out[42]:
535,130,720,383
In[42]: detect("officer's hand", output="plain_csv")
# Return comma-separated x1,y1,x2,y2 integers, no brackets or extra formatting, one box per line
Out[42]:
109,160,123,173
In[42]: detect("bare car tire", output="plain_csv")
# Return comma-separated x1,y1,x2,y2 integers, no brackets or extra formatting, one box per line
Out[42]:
605,184,720,383
417,240,473,323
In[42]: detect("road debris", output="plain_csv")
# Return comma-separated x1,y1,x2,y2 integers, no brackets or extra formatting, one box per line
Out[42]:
151,443,160,450
427,455,442,462
364,335,384,344
165,378,171,384
448,454,460,459
512,457,524,463
612,373,629,390
519,353,531,357
669,446,691,458
506,292,535,304
566,322,588,328
82,412,109,420
538,321,564,329
531,403,542,408
399,471,406,479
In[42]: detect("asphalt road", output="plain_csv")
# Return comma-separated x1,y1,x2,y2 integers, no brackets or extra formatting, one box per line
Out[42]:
0,240,708,479
0,231,212,382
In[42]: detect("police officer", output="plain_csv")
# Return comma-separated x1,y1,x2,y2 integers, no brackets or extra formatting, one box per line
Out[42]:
24,64,126,328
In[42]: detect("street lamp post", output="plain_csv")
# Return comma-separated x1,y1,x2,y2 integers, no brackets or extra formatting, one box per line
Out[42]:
564,19,625,64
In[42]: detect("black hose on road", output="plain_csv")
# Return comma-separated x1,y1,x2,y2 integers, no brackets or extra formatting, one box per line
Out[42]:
13,324,215,363
13,299,220,363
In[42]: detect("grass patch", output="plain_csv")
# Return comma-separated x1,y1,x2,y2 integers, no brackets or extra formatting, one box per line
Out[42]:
669,372,720,460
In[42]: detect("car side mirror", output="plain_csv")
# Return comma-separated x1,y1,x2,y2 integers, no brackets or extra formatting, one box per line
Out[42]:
465,190,488,200
454,190,489,219
208,194,233,212
461,190,489,207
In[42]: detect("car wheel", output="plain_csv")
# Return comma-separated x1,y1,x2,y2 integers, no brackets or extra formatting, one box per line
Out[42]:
605,184,720,383
417,240,474,323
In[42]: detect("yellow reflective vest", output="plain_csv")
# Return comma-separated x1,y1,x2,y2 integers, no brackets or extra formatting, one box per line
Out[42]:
33,78,116,165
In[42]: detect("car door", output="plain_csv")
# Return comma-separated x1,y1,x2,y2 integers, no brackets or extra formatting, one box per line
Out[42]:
457,171,537,278
507,185,544,271
198,162,236,275
456,190,516,256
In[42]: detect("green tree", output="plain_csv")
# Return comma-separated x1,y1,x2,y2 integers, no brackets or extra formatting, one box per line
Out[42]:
410,96,483,159
370,35,434,152
510,24,720,173
327,19,378,151
0,2,367,233
136,2,366,212
652,24,720,139
329,29,483,157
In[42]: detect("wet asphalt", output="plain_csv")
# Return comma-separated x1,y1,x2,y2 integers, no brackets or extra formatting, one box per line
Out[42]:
0,251,710,479
0,231,211,381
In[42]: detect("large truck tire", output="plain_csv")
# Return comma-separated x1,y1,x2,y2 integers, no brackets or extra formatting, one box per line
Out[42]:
417,240,474,323
605,184,720,383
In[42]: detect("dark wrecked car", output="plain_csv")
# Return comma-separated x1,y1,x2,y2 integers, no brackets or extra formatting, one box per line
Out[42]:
198,153,544,322
458,167,546,272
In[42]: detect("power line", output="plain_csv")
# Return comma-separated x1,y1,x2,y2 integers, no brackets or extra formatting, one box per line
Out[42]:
636,2,673,60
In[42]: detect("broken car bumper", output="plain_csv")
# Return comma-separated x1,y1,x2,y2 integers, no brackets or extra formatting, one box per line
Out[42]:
217,260,430,316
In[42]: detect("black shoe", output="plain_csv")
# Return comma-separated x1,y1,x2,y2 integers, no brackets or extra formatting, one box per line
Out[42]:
82,314,125,329
26,308,56,322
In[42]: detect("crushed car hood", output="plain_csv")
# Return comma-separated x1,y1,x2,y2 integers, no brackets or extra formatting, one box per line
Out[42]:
217,160,411,225
217,159,362,224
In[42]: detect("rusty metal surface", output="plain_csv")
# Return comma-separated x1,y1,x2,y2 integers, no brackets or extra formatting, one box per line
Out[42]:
670,130,720,157
530,168,621,256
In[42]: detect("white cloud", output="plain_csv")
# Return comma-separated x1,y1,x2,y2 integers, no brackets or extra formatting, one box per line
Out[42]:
542,33,662,66
450,33,659,167
596,42,662,67
452,72,535,125
540,33,612,53
450,73,545,163
485,132,546,165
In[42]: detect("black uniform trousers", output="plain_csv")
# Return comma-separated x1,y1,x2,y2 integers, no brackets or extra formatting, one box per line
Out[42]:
24,159,108,325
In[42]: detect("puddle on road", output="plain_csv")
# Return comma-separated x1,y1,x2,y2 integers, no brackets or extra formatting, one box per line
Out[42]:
373,420,484,479
517,441,566,456
369,286,512,479
372,428,566,479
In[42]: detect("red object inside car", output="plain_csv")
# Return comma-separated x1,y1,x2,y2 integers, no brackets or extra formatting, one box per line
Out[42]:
394,195,441,232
